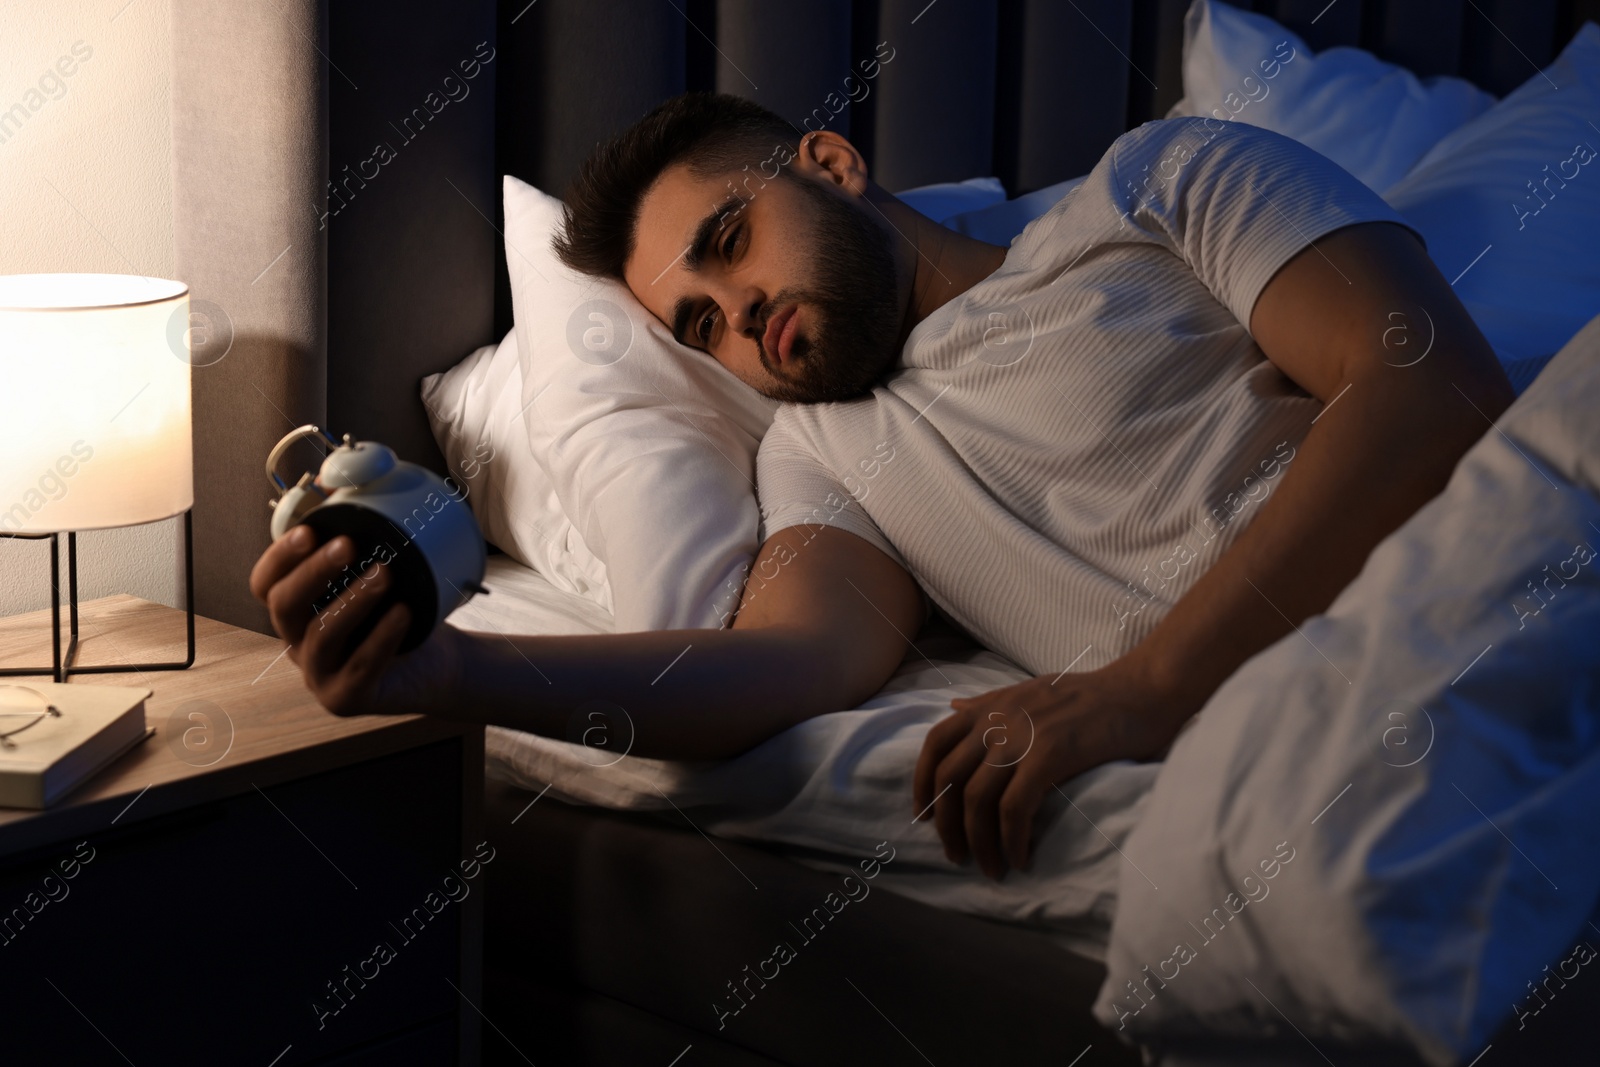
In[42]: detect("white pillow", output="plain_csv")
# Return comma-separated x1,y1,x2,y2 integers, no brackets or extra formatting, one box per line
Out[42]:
1383,23,1600,369
420,329,611,610
1168,0,1495,195
1094,313,1600,1063
503,175,780,634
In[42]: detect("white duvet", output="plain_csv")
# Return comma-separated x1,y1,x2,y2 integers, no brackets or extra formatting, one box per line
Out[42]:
1097,316,1600,1064
452,315,1599,1059
450,561,1158,962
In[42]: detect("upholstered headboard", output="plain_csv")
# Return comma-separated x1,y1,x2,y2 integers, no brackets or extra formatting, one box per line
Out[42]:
169,0,1594,634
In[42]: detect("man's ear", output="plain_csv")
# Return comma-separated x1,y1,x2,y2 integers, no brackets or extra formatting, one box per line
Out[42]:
792,130,871,198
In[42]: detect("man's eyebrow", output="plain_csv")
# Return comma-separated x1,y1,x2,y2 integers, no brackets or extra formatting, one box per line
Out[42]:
683,195,744,273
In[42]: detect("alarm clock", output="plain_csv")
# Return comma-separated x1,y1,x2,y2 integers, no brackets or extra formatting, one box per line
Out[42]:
267,425,486,653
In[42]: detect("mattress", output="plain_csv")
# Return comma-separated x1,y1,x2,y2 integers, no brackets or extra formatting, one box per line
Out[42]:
447,554,1161,962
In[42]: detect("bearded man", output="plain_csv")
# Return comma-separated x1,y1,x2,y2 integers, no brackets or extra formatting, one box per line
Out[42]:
250,93,1512,880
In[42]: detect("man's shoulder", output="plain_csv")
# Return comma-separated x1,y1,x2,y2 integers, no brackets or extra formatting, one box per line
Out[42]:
1112,114,1283,150
757,399,833,461
1007,118,1279,254
757,402,804,455
757,392,887,467
1106,115,1326,178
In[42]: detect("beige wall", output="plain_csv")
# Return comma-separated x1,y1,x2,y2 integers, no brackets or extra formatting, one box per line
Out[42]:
0,0,182,618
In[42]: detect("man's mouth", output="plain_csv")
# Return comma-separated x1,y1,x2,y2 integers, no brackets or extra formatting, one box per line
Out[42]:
762,304,800,366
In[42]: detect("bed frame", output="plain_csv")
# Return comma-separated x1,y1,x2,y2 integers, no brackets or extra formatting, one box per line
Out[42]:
168,1,1595,1062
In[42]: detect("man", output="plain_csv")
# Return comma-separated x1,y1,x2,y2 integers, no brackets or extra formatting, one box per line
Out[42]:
250,93,1513,881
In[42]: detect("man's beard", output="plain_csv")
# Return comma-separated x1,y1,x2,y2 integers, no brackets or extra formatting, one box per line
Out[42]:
755,178,902,404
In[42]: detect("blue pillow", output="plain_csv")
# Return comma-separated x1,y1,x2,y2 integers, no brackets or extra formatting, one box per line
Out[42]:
893,176,1006,223
942,176,1086,246
1384,24,1600,372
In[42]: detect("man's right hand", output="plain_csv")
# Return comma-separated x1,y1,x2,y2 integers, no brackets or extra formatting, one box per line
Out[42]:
247,525,466,717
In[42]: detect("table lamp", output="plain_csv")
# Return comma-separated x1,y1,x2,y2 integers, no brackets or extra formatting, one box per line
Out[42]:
0,273,195,683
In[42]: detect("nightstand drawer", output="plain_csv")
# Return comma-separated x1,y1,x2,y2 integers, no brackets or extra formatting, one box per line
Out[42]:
0,739,475,1065
316,1015,461,1065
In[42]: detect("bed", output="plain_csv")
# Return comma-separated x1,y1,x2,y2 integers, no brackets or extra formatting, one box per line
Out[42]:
167,1,1600,1063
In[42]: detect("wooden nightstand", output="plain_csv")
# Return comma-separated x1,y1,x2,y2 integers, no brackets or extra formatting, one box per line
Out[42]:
0,596,484,1066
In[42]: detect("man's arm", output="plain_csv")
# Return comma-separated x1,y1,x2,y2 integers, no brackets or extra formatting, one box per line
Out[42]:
914,220,1515,879
249,523,924,761
1130,220,1514,710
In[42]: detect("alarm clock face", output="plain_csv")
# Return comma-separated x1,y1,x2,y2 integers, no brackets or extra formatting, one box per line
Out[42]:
299,503,437,654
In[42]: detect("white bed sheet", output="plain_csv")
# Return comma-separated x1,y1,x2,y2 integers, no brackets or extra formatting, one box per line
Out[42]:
447,555,1160,961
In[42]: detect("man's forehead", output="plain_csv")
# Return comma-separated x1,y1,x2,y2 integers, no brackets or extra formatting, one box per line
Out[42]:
626,164,734,317
631,166,717,269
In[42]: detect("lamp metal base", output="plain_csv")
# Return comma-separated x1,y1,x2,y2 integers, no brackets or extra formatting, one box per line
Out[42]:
0,511,196,683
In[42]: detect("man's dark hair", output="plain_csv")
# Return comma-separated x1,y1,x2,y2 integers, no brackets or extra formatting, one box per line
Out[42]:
552,92,800,280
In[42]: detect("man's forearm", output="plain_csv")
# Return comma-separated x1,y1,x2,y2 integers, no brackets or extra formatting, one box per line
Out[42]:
1126,357,1513,725
437,624,827,761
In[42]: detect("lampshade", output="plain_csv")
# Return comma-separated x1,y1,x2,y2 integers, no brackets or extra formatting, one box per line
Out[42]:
0,273,194,534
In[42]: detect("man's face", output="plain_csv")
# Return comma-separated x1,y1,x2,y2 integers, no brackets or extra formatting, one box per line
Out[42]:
623,161,904,404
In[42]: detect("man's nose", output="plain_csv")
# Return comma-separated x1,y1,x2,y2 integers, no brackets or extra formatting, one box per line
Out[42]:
722,285,767,339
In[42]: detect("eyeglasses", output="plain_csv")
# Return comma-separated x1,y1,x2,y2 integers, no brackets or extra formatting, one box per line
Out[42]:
0,685,63,748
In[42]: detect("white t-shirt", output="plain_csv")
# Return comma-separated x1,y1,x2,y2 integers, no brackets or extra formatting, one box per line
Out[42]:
754,116,1416,677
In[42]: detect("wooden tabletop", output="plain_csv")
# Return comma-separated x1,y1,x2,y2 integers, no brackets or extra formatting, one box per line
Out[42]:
0,595,479,857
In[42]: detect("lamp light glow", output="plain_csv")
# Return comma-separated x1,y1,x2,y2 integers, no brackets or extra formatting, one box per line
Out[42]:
0,273,194,534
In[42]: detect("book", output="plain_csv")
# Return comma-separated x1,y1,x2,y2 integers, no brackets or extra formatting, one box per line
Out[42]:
0,683,151,809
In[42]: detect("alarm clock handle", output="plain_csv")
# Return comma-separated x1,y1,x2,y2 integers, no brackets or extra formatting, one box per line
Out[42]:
266,424,342,491
266,424,344,541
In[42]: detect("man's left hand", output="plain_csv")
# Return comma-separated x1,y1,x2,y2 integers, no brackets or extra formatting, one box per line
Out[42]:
912,659,1191,881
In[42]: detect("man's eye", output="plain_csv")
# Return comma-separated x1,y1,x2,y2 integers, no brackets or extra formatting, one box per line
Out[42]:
697,307,718,344
721,226,740,260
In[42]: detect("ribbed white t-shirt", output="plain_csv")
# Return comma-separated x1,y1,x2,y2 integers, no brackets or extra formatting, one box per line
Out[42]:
754,116,1417,677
